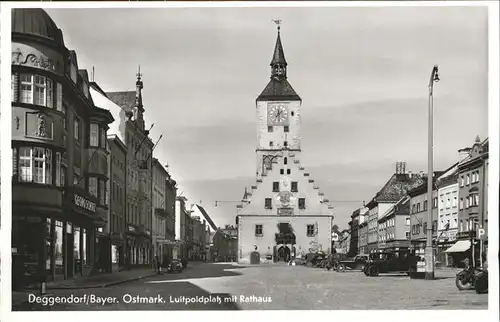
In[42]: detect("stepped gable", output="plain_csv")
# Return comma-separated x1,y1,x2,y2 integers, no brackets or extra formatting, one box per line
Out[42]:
238,152,331,214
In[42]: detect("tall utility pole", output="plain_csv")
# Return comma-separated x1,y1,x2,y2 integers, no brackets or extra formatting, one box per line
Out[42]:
425,65,440,280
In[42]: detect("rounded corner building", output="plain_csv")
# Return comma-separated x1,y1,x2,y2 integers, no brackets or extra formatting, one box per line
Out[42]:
11,8,114,287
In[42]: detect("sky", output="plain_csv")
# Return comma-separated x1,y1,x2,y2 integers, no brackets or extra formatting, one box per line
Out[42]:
45,5,489,229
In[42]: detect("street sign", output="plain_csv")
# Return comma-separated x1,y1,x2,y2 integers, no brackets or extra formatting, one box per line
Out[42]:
478,228,486,240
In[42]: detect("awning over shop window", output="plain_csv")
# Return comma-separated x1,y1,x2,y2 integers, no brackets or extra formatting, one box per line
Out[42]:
445,240,471,253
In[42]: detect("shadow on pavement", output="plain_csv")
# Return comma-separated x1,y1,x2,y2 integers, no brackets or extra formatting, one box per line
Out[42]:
144,263,246,283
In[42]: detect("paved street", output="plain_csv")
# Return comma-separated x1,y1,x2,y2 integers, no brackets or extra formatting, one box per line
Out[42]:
14,262,487,310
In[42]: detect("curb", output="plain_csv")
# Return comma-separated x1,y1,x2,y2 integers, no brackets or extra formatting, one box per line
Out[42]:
47,273,158,290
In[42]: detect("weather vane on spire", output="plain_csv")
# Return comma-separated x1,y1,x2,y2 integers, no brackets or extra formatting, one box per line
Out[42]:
272,19,282,31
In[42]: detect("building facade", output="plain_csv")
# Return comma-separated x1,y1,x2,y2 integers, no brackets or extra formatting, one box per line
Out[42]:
107,134,127,272
358,220,368,255
456,137,489,257
377,196,411,252
11,9,113,286
107,75,154,267
175,196,192,260
164,170,177,259
365,163,424,253
236,25,334,264
435,163,459,266
190,204,217,261
408,176,440,252
152,158,169,259
349,207,367,256
457,137,489,237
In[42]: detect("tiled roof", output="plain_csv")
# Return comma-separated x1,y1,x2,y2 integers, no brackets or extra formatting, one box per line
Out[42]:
106,91,136,113
257,78,301,101
373,173,426,203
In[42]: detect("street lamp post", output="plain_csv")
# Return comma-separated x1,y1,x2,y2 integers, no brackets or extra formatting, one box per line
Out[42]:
425,65,440,280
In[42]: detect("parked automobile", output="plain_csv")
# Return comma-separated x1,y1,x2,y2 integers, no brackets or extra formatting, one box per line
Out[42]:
363,251,412,277
168,259,183,273
288,258,307,266
305,252,326,268
336,254,369,272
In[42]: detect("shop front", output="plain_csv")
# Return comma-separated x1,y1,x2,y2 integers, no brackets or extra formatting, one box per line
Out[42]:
12,187,100,289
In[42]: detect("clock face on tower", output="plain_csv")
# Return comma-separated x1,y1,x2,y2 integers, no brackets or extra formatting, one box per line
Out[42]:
268,104,289,125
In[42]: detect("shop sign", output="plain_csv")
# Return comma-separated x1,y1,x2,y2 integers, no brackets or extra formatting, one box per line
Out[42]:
74,194,96,212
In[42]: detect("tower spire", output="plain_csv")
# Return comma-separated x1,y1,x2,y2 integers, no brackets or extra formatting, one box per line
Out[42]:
271,19,287,79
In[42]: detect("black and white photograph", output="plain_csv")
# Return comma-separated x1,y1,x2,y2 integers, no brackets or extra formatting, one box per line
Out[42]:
1,1,499,318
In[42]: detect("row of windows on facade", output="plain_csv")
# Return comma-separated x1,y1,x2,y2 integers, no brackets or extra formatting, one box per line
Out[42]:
264,198,306,209
254,224,316,236
153,216,167,237
268,126,289,133
460,171,480,187
412,196,460,214
13,73,108,149
272,181,298,192
269,141,289,148
458,218,482,233
13,146,108,204
13,74,61,109
411,220,438,236
110,212,125,235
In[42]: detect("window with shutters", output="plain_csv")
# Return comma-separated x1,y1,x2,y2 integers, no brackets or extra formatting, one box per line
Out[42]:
291,182,298,192
272,182,279,192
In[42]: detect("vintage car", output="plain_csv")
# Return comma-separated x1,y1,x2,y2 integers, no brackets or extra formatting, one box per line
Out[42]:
288,258,307,266
363,251,412,277
305,252,327,267
336,254,369,272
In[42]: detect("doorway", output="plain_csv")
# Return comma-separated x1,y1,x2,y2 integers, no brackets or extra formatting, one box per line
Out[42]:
277,246,291,262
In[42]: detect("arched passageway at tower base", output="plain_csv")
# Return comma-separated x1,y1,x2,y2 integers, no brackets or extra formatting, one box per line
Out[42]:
276,245,291,262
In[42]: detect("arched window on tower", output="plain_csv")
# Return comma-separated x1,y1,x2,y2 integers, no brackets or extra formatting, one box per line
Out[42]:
284,157,287,165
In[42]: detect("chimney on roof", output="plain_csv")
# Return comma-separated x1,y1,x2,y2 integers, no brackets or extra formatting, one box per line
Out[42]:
395,161,407,175
408,171,412,178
